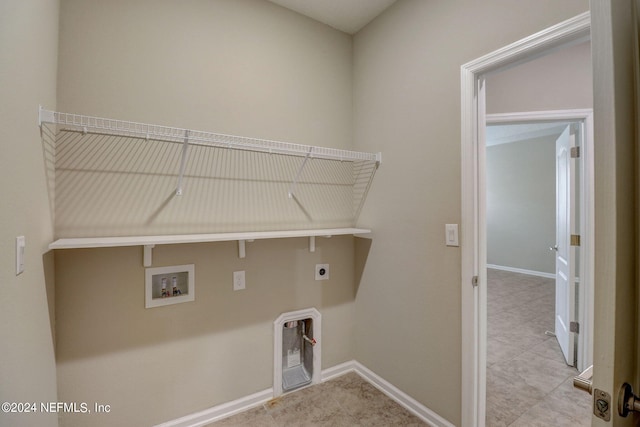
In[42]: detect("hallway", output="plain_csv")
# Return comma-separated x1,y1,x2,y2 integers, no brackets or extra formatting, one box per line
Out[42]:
486,268,591,426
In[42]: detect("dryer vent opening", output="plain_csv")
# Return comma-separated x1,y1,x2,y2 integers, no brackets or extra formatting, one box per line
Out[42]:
274,308,321,397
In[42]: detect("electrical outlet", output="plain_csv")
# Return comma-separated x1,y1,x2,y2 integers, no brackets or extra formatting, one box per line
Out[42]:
315,264,329,281
233,271,246,291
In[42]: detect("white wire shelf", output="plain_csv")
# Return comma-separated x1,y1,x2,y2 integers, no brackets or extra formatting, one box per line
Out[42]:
49,228,371,266
39,107,382,164
48,228,371,250
40,106,379,259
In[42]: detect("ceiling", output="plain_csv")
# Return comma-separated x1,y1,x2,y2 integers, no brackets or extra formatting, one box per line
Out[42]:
486,123,570,146
266,0,398,34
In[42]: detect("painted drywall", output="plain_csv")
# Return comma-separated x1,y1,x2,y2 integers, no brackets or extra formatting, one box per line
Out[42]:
0,1,59,426
352,0,589,424
486,136,556,274
55,1,357,426
486,40,593,114
484,40,592,276
57,0,352,148
54,0,357,237
50,135,374,236
56,236,355,426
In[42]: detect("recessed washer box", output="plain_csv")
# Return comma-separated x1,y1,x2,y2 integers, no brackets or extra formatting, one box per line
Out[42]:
274,308,321,397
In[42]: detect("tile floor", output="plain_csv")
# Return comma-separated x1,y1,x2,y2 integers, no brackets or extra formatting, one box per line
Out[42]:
486,268,592,426
205,372,427,426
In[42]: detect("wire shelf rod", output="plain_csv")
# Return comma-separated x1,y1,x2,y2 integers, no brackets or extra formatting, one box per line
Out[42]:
175,130,190,196
39,107,381,164
288,147,313,199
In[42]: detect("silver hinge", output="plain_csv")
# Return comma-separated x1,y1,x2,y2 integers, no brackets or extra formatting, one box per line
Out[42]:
570,321,580,334
571,234,581,246
472,275,478,287
571,146,580,158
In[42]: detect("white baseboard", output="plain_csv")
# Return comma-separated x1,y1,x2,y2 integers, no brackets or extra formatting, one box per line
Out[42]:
353,362,455,427
153,388,274,427
155,360,453,427
321,360,357,381
487,264,555,279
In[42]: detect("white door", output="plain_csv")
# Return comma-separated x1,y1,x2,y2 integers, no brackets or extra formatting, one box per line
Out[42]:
591,1,639,424
554,125,576,366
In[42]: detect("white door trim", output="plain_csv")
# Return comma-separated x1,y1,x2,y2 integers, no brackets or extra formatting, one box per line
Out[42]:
460,12,591,427
486,109,594,374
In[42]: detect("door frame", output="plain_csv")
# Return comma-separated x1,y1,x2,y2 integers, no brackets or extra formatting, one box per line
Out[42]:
460,12,591,427
486,109,594,373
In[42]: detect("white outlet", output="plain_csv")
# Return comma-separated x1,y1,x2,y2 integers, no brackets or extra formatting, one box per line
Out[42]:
233,270,246,291
315,264,329,281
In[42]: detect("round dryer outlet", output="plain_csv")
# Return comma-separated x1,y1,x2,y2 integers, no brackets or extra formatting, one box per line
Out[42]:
315,264,329,281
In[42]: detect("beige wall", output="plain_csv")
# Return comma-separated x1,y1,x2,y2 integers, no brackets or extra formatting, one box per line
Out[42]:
56,236,355,426
55,1,357,426
26,1,600,426
484,40,592,275
57,0,352,149
0,1,60,426
486,40,593,114
51,138,370,237
487,136,556,274
55,0,357,238
352,1,589,424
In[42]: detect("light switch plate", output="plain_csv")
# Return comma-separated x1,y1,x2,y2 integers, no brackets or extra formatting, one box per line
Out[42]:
445,224,459,247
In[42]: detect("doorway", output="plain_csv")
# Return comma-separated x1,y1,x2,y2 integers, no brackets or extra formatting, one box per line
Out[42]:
485,111,594,373
483,115,593,425
459,12,592,427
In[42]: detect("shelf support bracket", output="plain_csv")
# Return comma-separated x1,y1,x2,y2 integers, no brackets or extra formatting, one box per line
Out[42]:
238,240,246,258
38,105,55,128
143,245,155,267
176,130,191,196
308,235,331,252
288,147,313,199
238,239,254,258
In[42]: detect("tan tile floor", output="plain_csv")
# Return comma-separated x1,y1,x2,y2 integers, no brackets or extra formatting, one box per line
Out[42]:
205,372,427,426
486,269,592,426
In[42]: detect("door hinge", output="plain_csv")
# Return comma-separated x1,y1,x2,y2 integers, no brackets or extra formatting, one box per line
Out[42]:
472,275,478,287
570,321,580,334
571,234,581,246
571,146,580,158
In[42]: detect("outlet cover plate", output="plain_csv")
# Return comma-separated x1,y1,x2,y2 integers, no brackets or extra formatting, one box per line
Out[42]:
233,270,246,291
315,264,329,281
